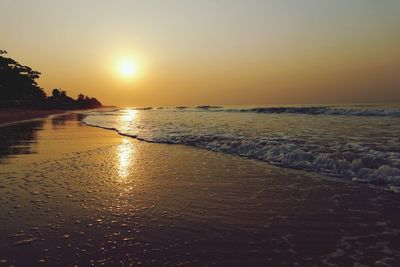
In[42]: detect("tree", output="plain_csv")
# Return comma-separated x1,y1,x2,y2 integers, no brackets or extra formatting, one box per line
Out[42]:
0,50,46,107
77,94,85,101
52,89,61,98
1,49,103,109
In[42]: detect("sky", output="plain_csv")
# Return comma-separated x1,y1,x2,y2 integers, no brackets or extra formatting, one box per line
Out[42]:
1,0,399,106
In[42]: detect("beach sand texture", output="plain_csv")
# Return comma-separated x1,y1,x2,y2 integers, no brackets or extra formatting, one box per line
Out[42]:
0,109,67,126
0,114,400,266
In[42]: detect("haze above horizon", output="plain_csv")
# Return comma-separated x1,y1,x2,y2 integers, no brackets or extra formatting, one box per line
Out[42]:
1,0,399,106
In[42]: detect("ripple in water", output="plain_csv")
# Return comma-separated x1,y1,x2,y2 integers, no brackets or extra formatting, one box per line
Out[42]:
83,104,400,189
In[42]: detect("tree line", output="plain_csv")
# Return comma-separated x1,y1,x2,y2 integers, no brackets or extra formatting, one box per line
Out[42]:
0,50,102,109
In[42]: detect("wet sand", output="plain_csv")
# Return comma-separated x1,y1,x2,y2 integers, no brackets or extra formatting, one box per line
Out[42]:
0,114,400,266
0,109,67,126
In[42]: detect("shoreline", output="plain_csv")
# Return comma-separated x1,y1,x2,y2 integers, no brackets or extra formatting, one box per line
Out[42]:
3,110,398,195
0,109,69,126
82,114,400,194
0,114,400,265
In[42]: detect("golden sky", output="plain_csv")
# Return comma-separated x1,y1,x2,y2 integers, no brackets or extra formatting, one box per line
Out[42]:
1,0,399,106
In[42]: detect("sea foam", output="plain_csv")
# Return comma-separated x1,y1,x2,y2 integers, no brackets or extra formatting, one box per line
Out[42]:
83,105,400,189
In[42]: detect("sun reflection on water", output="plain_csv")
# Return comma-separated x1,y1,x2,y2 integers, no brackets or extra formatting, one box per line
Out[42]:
117,138,135,182
115,109,138,183
121,109,138,122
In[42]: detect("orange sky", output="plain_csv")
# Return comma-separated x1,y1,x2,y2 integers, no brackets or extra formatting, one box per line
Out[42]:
1,0,399,106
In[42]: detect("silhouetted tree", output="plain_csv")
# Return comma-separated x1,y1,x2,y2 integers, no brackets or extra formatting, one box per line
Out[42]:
0,50,46,107
1,50,102,109
52,89,61,98
77,94,85,101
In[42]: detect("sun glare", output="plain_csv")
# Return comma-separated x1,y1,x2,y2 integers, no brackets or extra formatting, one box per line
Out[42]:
118,59,138,77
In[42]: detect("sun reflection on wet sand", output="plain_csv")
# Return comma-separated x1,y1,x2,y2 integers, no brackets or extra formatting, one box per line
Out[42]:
3,114,400,266
116,109,137,183
117,138,135,182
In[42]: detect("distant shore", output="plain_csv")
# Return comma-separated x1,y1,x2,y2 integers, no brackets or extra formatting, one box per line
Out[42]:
0,109,67,126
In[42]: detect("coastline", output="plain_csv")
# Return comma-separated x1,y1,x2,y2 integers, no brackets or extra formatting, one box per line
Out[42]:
0,114,399,265
0,109,68,126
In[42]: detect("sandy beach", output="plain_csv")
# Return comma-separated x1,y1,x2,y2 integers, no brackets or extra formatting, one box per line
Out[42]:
0,113,399,266
0,109,67,126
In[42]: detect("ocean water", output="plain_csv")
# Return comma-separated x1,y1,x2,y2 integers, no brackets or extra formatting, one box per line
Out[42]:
83,103,400,189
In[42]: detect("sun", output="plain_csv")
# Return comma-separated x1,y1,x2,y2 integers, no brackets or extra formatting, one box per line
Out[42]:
118,59,138,77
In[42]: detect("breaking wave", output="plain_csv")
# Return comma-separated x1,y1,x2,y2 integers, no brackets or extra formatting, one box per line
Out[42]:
82,106,400,190
104,106,400,117
213,106,400,117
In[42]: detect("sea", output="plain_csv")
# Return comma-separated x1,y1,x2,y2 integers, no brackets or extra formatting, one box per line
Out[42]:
83,103,400,190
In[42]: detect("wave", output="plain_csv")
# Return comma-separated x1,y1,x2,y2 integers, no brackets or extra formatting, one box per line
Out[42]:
196,105,223,109
132,107,153,110
167,106,400,117
82,119,400,190
225,107,400,117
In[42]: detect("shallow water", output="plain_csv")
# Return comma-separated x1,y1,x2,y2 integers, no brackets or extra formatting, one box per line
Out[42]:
83,103,400,188
0,113,400,266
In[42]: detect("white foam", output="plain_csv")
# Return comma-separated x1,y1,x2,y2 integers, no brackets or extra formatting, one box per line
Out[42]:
82,106,400,189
